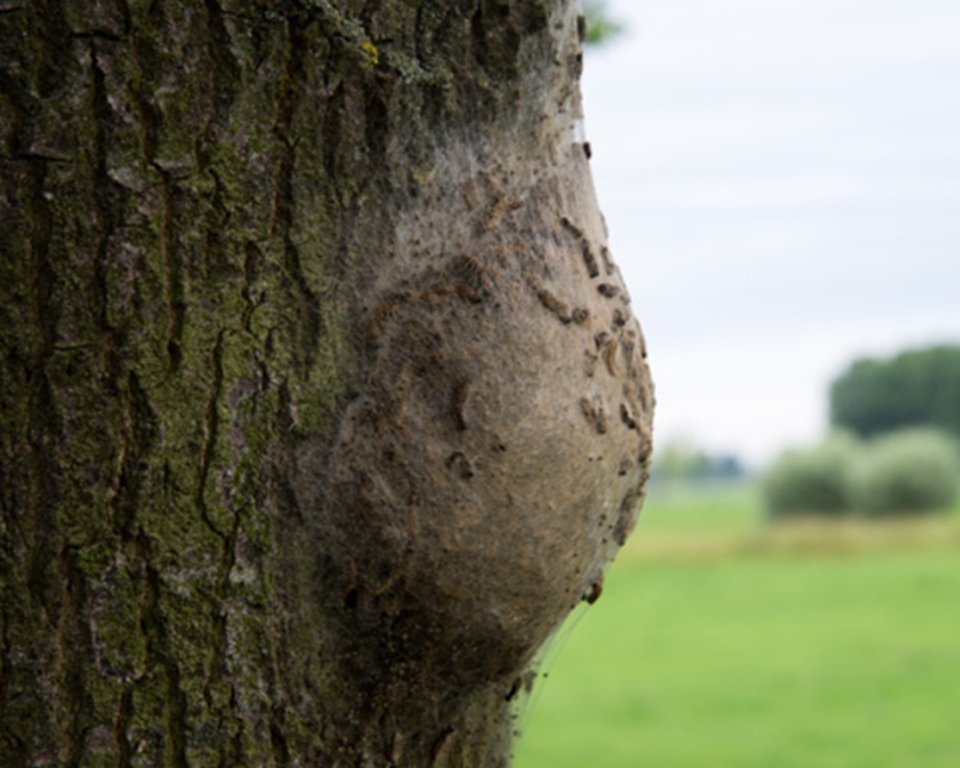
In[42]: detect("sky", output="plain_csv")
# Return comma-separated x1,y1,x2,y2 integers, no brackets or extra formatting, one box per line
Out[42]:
580,0,960,467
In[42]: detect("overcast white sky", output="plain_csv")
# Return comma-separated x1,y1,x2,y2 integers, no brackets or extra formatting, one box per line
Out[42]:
581,0,960,466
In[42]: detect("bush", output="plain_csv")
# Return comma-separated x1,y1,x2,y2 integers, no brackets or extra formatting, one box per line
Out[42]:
763,435,857,518
850,429,959,516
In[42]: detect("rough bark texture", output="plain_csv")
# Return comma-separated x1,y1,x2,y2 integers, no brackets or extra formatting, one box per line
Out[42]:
0,1,653,765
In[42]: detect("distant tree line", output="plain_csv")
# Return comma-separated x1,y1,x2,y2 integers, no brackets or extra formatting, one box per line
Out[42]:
830,345,960,439
651,439,745,484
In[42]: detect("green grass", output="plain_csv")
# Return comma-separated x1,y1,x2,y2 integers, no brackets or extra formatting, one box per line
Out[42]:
632,481,761,533
513,483,960,768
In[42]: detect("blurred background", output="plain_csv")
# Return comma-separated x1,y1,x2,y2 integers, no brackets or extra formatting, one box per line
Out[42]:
515,1,960,765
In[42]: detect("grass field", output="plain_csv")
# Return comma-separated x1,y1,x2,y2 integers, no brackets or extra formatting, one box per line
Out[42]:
513,482,960,768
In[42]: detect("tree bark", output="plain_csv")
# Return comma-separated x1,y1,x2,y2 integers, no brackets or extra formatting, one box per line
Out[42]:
0,1,653,765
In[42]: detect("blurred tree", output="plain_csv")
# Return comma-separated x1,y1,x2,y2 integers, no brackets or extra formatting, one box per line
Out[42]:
830,345,960,439
582,1,625,45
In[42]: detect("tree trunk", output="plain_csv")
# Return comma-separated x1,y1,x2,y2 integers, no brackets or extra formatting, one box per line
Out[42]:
0,1,653,765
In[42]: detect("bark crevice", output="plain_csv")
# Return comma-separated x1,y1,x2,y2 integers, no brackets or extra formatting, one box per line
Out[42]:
139,545,189,768
196,329,228,540
273,19,323,375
